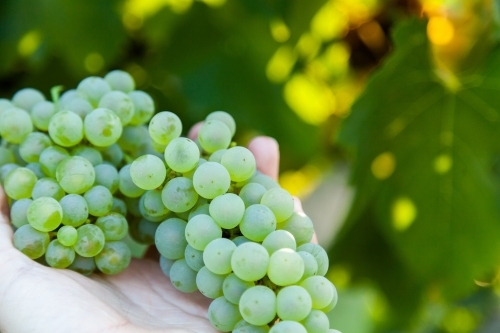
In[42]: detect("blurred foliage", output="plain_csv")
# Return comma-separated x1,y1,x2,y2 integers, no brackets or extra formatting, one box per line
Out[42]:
4,0,500,332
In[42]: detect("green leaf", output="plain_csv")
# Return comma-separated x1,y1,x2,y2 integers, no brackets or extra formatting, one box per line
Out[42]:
336,18,500,300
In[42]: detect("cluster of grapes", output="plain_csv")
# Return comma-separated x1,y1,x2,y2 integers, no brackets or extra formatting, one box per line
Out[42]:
134,112,339,332
0,70,158,274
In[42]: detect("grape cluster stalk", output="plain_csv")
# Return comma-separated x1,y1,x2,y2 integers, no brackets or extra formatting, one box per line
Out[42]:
0,71,340,332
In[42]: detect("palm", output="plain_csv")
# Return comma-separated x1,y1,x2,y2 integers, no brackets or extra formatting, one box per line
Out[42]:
0,136,281,333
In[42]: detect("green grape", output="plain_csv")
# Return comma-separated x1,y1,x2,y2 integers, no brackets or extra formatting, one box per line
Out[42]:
4,167,37,200
60,194,89,227
233,320,270,333
25,162,45,179
188,203,210,221
101,143,124,167
209,193,245,229
45,239,75,268
31,101,56,131
161,177,198,213
58,89,78,105
198,120,231,153
128,90,155,125
164,137,199,172
185,214,222,251
221,146,256,182
182,158,207,179
278,212,314,246
130,154,166,190
250,173,280,190
298,251,318,280
267,249,304,286
150,138,167,153
192,162,230,199
48,110,84,147
184,244,204,271
68,254,96,276
10,198,32,228
71,146,103,166
27,197,63,232
57,226,78,247
239,204,276,242
19,132,52,163
208,296,242,332
129,217,159,245
0,163,19,184
9,145,25,165
260,188,294,223
83,185,113,217
94,164,119,193
203,238,236,275
31,177,65,200
222,273,255,305
77,76,111,106
110,197,127,216
39,146,69,178
140,189,170,219
232,236,251,246
300,276,335,309
239,286,277,326
276,286,312,321
149,111,182,145
296,243,329,276
12,88,45,111
301,309,330,333
0,147,15,166
0,107,33,144
262,230,296,255
0,98,13,113
268,321,307,333
73,224,105,257
155,218,188,259
118,164,145,198
56,156,95,194
169,258,198,293
159,255,175,277
98,91,135,125
196,266,226,299
123,196,141,217
206,111,236,137
83,108,123,147
231,242,269,282
321,285,338,313
117,125,149,156
60,97,93,119
95,213,128,241
13,224,50,259
105,70,135,93
208,149,227,163
95,241,131,274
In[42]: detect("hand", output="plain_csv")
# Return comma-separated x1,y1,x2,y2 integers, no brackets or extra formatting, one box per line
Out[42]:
0,135,303,333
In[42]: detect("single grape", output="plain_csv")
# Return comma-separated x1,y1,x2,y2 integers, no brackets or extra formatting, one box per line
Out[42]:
188,203,210,221
161,177,198,213
128,90,155,125
250,173,280,190
164,137,199,173
0,107,33,144
262,230,296,255
321,285,338,313
101,143,124,167
301,309,330,333
198,120,232,153
98,91,135,125
231,242,269,282
169,258,198,293
139,189,170,219
298,251,318,280
10,198,32,228
129,217,159,245
276,285,312,321
39,146,69,178
56,156,95,194
208,149,227,163
300,276,336,310
239,204,276,242
0,99,13,113
118,164,145,198
208,296,242,332
58,89,79,105
184,244,204,272
222,273,255,305
296,243,329,276
130,154,166,190
278,212,314,246
267,248,304,286
71,146,103,166
209,193,245,229
60,194,89,227
77,76,111,106
4,167,37,200
239,286,277,326
185,214,222,251
206,111,236,137
60,96,93,119
83,185,113,217
203,238,237,275
155,218,188,260
19,132,52,163
105,70,135,93
94,163,119,193
95,213,128,241
110,197,127,216
45,240,76,268
31,177,65,200
57,226,78,247
13,224,50,259
159,255,175,277
12,88,45,111
31,101,56,131
221,146,256,182
149,111,182,145
260,187,294,223
196,266,227,299
95,241,131,275
0,163,19,184
48,110,84,147
192,162,230,199
117,125,150,156
73,224,105,257
83,108,123,147
68,254,96,276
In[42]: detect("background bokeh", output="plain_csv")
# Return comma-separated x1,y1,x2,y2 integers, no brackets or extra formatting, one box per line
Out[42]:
2,0,500,332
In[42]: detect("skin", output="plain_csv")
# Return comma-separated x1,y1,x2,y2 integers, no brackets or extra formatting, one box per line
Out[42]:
0,133,314,333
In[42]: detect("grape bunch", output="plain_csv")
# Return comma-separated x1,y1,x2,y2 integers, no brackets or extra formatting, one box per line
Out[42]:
133,112,340,332
0,70,159,275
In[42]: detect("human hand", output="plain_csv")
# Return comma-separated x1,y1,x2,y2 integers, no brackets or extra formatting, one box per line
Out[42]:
0,134,311,333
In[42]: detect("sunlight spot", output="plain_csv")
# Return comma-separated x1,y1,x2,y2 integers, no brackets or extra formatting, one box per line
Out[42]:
427,16,454,46
84,53,104,73
442,307,478,333
270,19,290,43
283,74,336,125
266,46,296,83
296,33,321,60
311,2,348,41
434,154,452,174
327,265,351,289
371,152,395,180
18,30,42,57
279,164,321,197
322,43,350,76
392,197,417,231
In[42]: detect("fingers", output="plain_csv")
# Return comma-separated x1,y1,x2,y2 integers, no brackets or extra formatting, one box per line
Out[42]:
247,137,280,181
188,122,203,141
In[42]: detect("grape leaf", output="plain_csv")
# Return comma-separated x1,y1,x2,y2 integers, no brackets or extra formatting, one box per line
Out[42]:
336,18,500,299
